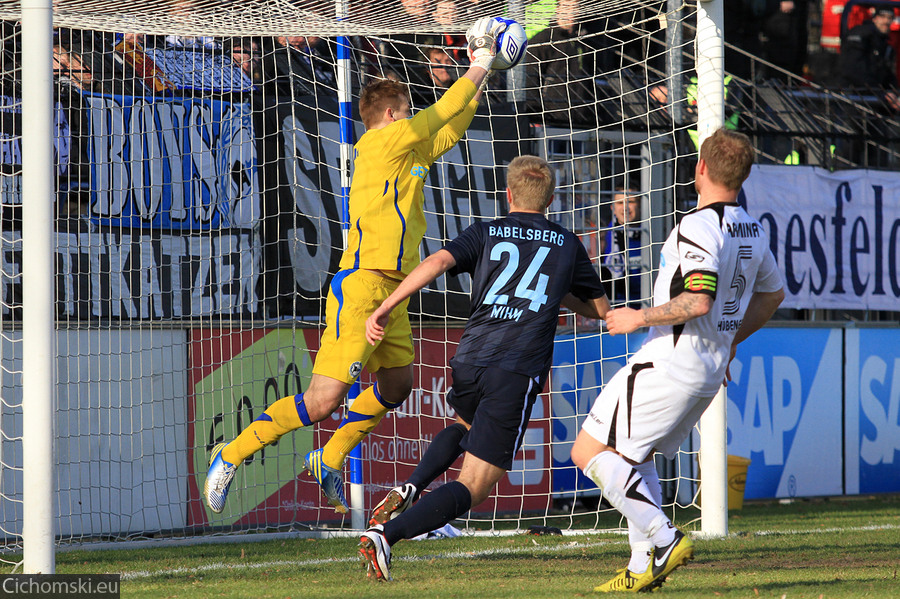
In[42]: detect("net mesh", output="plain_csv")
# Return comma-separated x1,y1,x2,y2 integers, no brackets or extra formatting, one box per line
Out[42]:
0,0,703,560
1,1,668,37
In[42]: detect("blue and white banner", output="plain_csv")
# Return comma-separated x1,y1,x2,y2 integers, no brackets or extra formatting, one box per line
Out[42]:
0,96,70,204
741,165,900,311
85,94,260,230
144,48,254,94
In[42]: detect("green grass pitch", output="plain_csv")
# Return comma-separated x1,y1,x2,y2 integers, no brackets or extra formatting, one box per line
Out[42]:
5,495,898,598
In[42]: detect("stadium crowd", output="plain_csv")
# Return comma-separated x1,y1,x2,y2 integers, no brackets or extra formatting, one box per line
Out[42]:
0,1,896,104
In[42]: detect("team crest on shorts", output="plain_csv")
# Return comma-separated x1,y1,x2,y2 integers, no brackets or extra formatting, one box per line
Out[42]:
349,361,362,378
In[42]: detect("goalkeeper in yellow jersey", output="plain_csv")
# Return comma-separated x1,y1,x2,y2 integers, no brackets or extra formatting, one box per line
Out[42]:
204,18,510,515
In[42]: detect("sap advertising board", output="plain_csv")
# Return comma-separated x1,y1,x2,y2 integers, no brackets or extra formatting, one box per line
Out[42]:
552,327,900,500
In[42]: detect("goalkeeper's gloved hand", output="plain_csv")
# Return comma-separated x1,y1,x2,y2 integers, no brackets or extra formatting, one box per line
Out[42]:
465,17,493,44
466,17,507,71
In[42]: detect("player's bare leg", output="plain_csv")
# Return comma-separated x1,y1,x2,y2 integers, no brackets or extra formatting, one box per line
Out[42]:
301,373,356,421
456,452,505,506
374,363,414,403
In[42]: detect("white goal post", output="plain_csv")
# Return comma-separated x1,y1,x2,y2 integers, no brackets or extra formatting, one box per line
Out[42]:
21,0,57,575
3,0,727,573
695,0,728,540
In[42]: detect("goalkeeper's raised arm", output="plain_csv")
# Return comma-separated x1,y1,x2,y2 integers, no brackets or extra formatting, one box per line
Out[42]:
203,17,515,518
410,16,507,148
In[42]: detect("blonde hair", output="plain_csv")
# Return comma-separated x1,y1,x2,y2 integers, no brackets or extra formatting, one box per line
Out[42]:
507,155,555,211
699,128,756,191
359,79,409,129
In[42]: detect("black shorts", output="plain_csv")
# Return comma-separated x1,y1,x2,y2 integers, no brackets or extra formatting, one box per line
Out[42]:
448,359,542,471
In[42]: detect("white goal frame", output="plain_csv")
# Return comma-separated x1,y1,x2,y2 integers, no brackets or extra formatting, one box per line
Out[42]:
15,0,729,573
21,0,58,575
694,0,728,540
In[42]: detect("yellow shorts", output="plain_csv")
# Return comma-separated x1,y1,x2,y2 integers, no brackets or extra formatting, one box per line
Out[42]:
312,269,414,384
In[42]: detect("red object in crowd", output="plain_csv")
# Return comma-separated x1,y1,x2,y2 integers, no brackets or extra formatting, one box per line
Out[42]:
821,0,874,51
822,1,900,83
114,38,175,94
441,33,467,64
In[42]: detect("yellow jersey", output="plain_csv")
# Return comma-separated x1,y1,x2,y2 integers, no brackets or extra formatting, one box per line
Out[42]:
339,77,480,276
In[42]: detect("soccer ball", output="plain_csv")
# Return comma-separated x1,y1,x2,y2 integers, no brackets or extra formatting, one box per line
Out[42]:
491,18,527,70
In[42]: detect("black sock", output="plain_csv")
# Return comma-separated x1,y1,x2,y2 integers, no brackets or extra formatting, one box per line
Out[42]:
407,422,467,499
383,480,471,545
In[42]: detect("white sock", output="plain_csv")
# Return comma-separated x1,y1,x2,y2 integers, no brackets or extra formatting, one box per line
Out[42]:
583,451,675,548
626,460,663,573
627,543,652,574
634,460,663,506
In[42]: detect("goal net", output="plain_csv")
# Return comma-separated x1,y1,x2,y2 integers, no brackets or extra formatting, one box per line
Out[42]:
0,0,705,559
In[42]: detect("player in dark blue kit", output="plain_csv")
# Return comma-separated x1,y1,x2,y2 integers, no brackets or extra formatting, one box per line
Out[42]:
359,155,610,581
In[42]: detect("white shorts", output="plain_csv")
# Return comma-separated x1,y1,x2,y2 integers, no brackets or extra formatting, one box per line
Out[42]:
581,361,716,462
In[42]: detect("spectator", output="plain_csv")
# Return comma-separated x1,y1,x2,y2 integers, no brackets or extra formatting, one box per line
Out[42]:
600,187,644,308
281,36,335,86
53,31,99,93
382,1,464,103
262,35,336,98
839,8,897,91
724,1,778,81
52,28,140,96
428,47,456,89
821,0,847,53
227,37,263,86
433,0,468,64
346,1,417,85
761,1,809,81
400,0,429,21
525,0,610,127
835,8,900,166
814,0,870,85
379,0,431,79
410,41,459,104
821,0,872,51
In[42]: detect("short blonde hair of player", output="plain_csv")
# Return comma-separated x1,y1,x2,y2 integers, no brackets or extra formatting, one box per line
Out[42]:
507,155,556,212
699,128,756,191
359,79,409,129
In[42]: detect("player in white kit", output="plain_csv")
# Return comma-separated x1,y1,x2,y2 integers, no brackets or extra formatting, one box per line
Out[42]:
571,128,785,593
